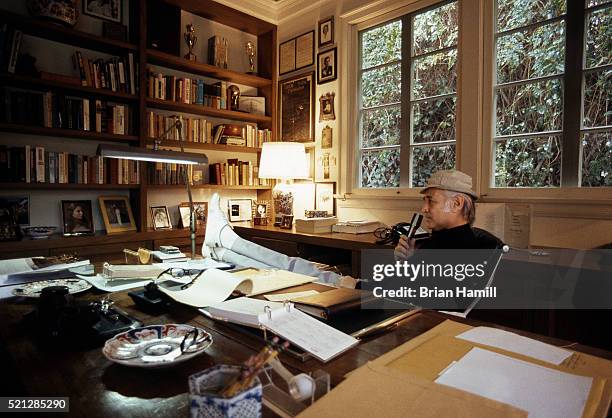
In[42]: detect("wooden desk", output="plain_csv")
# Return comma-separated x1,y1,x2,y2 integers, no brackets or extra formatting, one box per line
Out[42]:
233,224,385,277
0,288,610,417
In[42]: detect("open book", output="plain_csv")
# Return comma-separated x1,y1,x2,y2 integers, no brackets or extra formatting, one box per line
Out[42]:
159,268,316,308
0,256,91,280
202,297,283,328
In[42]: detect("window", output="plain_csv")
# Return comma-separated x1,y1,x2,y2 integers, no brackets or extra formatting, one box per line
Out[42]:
357,1,458,189
493,0,611,188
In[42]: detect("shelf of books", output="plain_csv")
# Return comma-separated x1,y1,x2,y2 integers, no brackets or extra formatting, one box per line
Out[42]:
146,140,261,154
0,183,139,190
0,123,138,143
148,184,271,191
145,98,270,124
0,9,139,55
147,49,272,88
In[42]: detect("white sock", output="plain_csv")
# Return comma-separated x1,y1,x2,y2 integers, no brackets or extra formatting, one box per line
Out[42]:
204,193,238,249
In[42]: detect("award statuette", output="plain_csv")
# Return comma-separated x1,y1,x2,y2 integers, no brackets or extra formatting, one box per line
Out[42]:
184,24,197,61
246,41,256,74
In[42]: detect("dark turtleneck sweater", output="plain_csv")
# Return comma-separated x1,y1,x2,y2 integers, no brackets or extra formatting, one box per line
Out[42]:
416,223,500,250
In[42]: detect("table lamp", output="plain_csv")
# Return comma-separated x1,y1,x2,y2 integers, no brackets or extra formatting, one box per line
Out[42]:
98,116,208,258
258,142,308,226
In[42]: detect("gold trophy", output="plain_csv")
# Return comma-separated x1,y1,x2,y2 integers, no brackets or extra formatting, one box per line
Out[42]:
184,24,197,61
246,41,256,74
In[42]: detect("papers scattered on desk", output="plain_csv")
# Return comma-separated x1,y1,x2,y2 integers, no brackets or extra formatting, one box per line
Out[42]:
79,274,191,292
263,290,319,302
150,250,188,262
0,257,90,280
153,259,232,271
258,305,358,363
159,268,316,308
456,326,573,365
435,347,591,418
202,297,283,328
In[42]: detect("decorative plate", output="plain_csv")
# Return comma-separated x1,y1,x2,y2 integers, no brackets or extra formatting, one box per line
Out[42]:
23,226,58,239
103,324,213,368
12,278,92,297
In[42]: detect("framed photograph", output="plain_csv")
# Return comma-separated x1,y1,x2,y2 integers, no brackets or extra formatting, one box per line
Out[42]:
315,182,335,215
83,0,122,23
321,125,333,149
179,202,208,230
151,206,172,230
0,196,29,225
280,214,294,229
318,16,334,48
228,199,253,222
317,47,337,84
252,201,270,226
319,92,336,121
61,200,94,236
99,196,136,234
279,72,315,142
279,30,314,75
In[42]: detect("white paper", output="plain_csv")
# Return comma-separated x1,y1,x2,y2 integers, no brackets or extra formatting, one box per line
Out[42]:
0,258,90,280
435,347,592,418
79,274,191,292
0,258,34,276
153,259,232,271
203,297,283,327
264,290,319,302
258,306,358,362
231,269,316,296
457,326,572,365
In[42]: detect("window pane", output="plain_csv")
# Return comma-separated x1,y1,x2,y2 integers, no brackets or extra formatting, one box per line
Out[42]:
412,144,455,187
412,48,457,99
361,63,401,108
581,132,612,186
497,0,566,32
494,136,561,187
585,6,612,68
587,0,612,8
583,69,612,127
361,20,402,69
361,148,400,188
496,78,563,136
361,106,401,148
412,2,458,56
496,21,565,84
412,96,456,143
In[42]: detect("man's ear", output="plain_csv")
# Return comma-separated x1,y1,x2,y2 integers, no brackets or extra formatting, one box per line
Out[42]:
452,194,465,213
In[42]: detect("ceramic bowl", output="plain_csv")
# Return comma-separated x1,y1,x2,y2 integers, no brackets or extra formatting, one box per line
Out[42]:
23,226,57,239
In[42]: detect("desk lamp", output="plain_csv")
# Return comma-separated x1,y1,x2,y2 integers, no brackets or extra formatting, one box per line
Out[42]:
258,142,308,225
98,116,208,258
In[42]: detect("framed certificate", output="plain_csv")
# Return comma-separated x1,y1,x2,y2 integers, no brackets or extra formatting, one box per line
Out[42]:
279,72,315,142
279,30,315,75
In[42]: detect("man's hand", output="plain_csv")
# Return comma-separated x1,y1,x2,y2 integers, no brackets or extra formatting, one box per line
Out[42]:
338,275,358,289
394,235,416,260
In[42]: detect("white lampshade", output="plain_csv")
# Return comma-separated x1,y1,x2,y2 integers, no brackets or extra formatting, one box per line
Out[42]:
258,142,309,180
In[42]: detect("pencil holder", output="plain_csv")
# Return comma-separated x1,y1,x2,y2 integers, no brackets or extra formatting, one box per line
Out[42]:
189,364,262,418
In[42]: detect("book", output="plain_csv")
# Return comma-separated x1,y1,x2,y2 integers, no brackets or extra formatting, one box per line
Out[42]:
332,220,380,234
295,217,337,234
205,297,283,328
292,287,376,320
0,256,90,280
150,250,188,263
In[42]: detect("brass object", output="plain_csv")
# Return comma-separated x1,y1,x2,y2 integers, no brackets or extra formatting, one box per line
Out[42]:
228,85,240,111
184,24,198,61
123,248,152,264
245,41,256,74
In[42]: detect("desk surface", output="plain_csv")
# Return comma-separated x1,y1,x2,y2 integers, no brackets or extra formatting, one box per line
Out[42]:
1,286,610,417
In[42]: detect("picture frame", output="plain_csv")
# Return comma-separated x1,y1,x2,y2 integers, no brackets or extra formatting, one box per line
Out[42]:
150,206,172,230
0,196,29,225
317,47,337,84
279,72,315,142
279,30,315,75
61,200,94,236
280,214,294,229
83,0,122,23
228,199,253,222
315,182,336,215
318,16,334,48
179,202,208,230
99,196,136,234
252,201,270,226
321,125,333,149
319,92,336,121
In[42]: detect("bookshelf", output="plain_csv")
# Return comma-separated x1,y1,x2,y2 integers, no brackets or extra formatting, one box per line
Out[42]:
0,0,277,244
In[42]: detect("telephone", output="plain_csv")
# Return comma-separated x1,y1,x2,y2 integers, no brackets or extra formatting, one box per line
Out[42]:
374,213,429,245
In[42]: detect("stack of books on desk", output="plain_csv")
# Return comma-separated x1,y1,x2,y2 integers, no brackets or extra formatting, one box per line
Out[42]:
150,250,188,263
295,217,337,233
332,220,380,234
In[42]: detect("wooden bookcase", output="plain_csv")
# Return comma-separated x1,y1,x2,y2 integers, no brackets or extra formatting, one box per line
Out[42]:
0,0,276,249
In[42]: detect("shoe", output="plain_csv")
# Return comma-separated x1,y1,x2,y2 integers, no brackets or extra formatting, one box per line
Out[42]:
201,243,226,260
204,193,238,249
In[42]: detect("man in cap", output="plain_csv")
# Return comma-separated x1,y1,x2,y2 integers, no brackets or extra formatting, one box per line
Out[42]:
395,169,499,259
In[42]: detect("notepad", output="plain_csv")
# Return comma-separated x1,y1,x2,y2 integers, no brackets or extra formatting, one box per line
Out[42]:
159,268,316,307
203,297,283,328
258,305,359,362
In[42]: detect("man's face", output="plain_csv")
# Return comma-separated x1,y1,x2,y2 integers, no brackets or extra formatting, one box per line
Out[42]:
421,189,453,231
